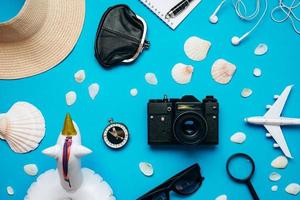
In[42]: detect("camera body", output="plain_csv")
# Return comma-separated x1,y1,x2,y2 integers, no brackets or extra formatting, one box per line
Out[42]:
148,95,219,145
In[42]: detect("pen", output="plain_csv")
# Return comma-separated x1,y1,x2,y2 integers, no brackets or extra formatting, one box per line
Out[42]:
165,0,195,19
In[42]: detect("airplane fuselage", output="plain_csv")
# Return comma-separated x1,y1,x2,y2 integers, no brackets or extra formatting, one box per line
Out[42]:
245,116,300,126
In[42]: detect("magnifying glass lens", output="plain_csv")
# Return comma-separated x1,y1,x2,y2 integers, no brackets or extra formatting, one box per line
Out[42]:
227,156,253,180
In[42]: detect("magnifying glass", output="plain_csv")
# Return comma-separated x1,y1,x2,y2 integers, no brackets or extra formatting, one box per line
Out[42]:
226,153,260,200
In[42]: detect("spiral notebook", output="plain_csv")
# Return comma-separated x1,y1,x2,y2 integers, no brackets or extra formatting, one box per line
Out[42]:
139,0,201,30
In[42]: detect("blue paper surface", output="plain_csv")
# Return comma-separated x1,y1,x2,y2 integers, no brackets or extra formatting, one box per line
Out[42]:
0,0,299,199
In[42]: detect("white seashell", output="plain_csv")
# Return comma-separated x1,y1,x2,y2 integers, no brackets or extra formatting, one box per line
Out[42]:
285,183,300,195
271,185,278,192
66,91,77,106
145,73,158,85
139,162,154,177
171,63,194,84
215,194,227,200
230,132,246,144
253,68,262,77
74,70,85,83
211,59,236,84
184,36,211,61
88,83,100,100
241,88,253,98
130,88,138,97
7,186,14,195
271,156,288,169
269,172,281,181
254,43,268,56
0,102,46,154
24,164,38,176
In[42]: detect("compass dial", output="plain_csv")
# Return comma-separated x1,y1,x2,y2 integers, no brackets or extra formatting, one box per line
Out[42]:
103,122,129,149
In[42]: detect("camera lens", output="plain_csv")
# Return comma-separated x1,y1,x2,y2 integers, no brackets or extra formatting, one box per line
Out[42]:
173,112,207,145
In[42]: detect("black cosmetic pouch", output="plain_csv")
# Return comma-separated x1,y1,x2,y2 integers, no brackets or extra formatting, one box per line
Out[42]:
95,4,150,68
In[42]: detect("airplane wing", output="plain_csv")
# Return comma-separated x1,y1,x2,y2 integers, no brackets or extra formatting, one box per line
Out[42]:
264,85,293,118
264,125,292,158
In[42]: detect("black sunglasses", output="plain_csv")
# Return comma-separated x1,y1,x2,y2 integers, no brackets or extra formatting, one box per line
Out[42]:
137,163,204,200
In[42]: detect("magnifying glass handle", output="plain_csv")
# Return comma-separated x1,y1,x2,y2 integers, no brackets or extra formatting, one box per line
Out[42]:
247,181,260,200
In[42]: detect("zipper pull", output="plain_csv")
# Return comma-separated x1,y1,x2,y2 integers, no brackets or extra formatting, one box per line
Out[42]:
143,40,150,49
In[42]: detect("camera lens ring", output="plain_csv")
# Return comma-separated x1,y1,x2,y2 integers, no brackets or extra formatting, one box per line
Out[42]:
173,111,208,145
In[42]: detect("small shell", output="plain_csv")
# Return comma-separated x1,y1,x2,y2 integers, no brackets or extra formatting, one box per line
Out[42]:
88,83,100,100
254,43,268,56
230,132,246,144
285,183,300,195
171,63,194,84
271,156,288,169
139,162,154,177
271,185,278,192
7,186,14,195
269,172,281,181
253,68,262,77
184,36,211,61
145,73,158,85
241,88,253,98
24,164,38,176
66,91,77,106
130,88,138,96
211,59,236,84
74,70,85,83
215,194,227,200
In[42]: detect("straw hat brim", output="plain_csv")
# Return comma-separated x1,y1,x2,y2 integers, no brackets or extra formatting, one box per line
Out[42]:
0,0,85,79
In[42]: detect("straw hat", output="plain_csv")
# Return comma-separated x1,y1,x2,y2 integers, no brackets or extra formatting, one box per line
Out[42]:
0,0,85,79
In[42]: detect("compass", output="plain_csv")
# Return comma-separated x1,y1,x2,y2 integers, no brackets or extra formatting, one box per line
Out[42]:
102,119,129,149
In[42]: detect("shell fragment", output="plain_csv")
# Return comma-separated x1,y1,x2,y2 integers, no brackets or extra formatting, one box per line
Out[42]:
171,63,194,84
230,132,246,144
74,70,86,83
271,156,288,169
211,59,236,84
254,43,268,56
215,194,227,200
24,164,38,176
7,186,14,195
145,73,158,85
271,185,278,192
253,68,262,77
184,36,211,61
285,183,300,195
130,88,138,96
88,83,100,100
139,162,154,177
241,88,253,98
66,91,77,106
269,172,281,181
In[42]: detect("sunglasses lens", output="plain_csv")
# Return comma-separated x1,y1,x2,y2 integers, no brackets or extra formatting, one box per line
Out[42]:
152,192,168,200
174,173,202,195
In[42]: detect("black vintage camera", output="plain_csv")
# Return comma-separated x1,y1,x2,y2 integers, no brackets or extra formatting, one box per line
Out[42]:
148,95,219,145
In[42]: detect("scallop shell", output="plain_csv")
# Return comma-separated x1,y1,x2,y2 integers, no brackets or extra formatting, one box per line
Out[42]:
211,59,236,84
230,132,246,144
7,186,14,195
271,185,278,192
66,91,77,106
254,43,268,56
130,88,138,96
253,68,262,77
88,83,100,100
241,88,253,98
269,172,281,181
24,164,38,176
139,162,154,177
184,36,211,61
145,73,158,85
74,70,86,83
0,102,45,153
215,194,227,200
271,156,288,169
171,63,194,84
285,183,300,195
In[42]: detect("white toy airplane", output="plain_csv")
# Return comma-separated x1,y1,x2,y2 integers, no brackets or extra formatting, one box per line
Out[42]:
244,85,300,158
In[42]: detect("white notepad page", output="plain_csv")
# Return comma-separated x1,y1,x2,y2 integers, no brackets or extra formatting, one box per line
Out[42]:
140,0,201,29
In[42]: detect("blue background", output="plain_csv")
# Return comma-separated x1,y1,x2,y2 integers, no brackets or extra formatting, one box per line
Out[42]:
0,0,299,199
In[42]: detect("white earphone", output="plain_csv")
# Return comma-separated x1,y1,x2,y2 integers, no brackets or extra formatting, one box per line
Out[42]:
231,0,268,46
209,0,226,24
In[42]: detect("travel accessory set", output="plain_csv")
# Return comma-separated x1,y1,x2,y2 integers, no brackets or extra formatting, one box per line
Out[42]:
137,163,204,200
0,0,85,80
95,4,150,68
